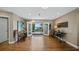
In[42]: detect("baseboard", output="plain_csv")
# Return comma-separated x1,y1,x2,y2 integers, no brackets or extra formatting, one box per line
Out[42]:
9,41,16,44
65,41,78,48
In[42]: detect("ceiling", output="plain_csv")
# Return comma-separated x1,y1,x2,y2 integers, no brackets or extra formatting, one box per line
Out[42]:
0,7,77,20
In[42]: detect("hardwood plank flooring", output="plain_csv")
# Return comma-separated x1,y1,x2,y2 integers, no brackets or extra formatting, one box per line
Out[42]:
0,35,79,51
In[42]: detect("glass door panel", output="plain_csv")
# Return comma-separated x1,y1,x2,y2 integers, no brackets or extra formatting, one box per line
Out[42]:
27,22,32,36
43,22,49,35
32,22,43,34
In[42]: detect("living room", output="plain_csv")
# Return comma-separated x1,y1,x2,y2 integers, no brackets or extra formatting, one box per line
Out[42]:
0,7,79,51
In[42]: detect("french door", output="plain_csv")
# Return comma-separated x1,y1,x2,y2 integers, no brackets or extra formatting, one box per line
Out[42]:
27,22,49,36
43,22,49,36
27,22,32,36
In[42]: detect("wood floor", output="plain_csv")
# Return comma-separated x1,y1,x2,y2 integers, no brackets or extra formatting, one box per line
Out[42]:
0,35,79,51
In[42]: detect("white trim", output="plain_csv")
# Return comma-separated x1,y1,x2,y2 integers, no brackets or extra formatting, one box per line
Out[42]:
0,15,10,18
9,41,16,44
55,36,63,41
32,32,43,34
65,41,78,48
27,22,32,37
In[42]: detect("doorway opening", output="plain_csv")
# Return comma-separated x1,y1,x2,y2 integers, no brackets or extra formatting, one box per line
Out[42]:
27,21,50,36
32,22,43,35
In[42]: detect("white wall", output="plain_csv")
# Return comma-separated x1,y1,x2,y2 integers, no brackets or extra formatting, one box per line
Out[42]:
0,11,13,43
53,10,78,47
76,10,79,47
0,10,22,43
13,14,23,30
